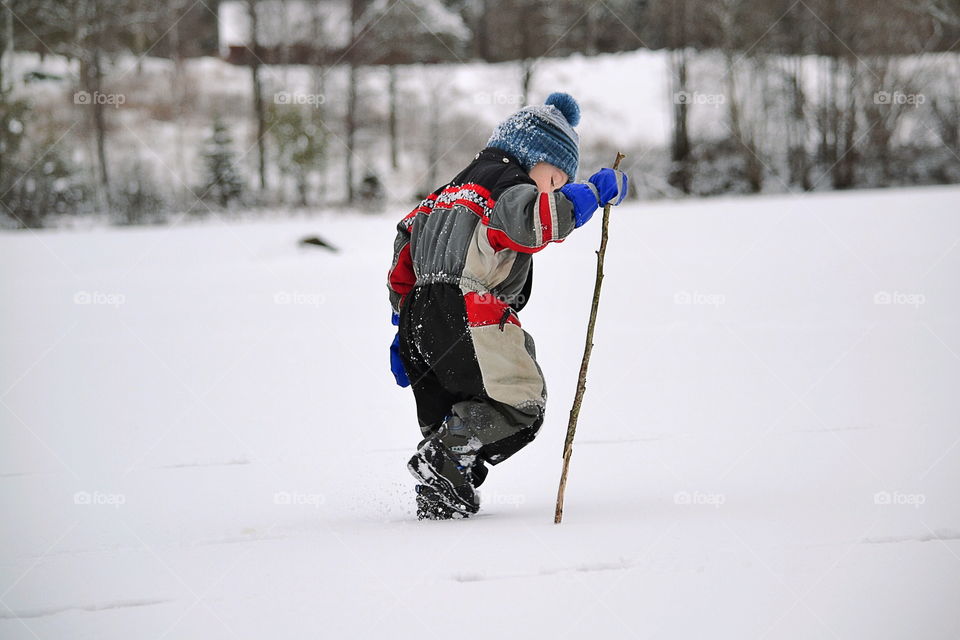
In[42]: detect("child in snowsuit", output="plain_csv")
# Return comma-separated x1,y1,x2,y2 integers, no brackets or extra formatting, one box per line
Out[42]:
387,92,628,519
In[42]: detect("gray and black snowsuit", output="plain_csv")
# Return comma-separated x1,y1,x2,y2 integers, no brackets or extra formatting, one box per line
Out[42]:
388,147,579,478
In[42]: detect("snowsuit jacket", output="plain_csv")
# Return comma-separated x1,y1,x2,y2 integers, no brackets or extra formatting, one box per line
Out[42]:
387,147,579,466
388,146,578,317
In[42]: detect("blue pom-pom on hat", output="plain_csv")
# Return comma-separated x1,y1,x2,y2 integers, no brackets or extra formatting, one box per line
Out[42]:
486,92,582,179
545,92,580,127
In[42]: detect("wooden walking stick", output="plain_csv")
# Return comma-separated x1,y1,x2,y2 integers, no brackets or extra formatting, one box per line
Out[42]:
554,151,625,524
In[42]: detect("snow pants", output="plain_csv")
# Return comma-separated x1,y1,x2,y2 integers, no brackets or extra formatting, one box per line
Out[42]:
398,283,546,483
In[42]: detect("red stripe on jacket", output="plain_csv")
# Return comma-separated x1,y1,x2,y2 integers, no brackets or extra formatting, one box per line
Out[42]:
538,192,553,243
486,227,552,254
434,198,490,222
388,243,415,299
463,292,521,328
402,193,439,221
449,183,492,200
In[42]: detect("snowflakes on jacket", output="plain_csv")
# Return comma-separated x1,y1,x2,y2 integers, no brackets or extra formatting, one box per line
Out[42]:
387,147,578,317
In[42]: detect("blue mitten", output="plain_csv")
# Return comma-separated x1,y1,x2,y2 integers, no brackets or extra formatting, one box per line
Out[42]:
560,168,629,228
589,168,628,207
390,313,410,387
560,182,600,228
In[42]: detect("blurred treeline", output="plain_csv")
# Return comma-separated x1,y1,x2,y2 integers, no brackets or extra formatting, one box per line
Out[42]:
1,0,958,228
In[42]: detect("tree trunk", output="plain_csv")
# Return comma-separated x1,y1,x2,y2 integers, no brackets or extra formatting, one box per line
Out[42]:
247,0,267,192
669,48,691,194
1,1,12,93
786,56,811,189
345,0,364,204
90,49,109,194
0,2,11,180
310,3,326,205
724,53,745,160
298,170,308,207
832,57,858,189
252,63,266,191
520,59,533,106
169,0,188,208
473,0,489,60
388,65,398,170
584,5,598,56
346,62,357,203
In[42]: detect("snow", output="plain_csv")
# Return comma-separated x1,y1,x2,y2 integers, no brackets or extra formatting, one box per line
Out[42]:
2,185,960,638
9,47,959,205
218,0,353,51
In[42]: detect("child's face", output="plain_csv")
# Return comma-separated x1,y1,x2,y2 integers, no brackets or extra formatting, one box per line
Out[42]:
529,162,569,193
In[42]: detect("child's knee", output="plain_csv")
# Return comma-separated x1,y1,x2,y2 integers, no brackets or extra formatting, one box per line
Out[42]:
480,421,541,465
470,324,546,410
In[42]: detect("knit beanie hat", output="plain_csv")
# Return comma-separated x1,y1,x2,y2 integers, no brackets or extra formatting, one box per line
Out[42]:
486,92,581,180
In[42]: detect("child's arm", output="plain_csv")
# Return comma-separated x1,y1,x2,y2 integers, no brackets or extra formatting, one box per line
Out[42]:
387,223,413,315
485,171,578,254
485,167,627,254
387,189,441,314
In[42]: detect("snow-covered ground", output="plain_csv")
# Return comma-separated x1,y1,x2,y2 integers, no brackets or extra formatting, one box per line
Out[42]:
2,186,960,638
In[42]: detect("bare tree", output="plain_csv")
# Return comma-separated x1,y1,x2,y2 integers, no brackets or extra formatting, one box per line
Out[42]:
246,0,267,192
707,0,765,192
1,1,13,93
771,1,814,189
309,2,329,202
0,1,15,182
167,0,190,207
664,0,693,193
388,65,398,170
783,55,812,189
343,0,365,203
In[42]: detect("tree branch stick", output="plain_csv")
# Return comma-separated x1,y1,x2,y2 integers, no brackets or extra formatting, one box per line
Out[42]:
554,152,625,524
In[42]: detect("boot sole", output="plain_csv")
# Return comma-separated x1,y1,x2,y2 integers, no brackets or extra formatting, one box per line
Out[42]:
416,486,468,520
407,454,479,516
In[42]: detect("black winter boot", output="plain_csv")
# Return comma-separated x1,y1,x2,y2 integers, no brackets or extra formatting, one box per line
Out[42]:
407,437,480,516
415,484,468,520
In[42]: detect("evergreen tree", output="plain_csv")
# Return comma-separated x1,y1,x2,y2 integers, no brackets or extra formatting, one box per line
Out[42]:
267,103,326,207
202,117,244,208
